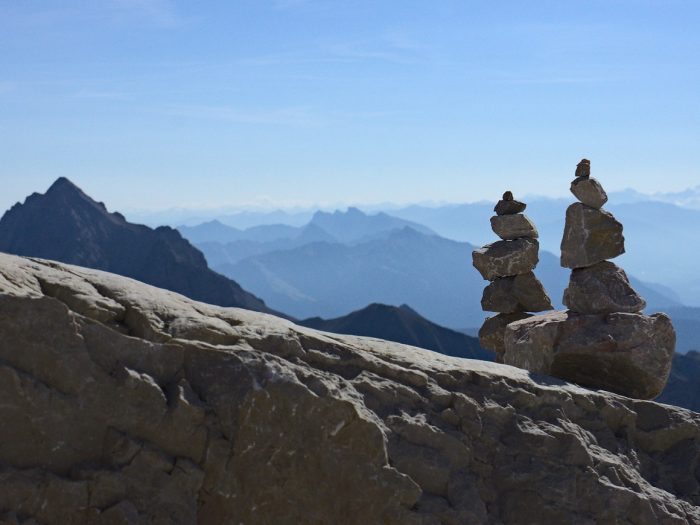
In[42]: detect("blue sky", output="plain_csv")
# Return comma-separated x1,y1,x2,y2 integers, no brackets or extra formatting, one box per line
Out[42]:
1,1,699,213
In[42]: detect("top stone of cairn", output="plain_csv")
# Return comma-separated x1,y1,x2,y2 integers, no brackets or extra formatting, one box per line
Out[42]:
494,190,526,216
575,158,591,178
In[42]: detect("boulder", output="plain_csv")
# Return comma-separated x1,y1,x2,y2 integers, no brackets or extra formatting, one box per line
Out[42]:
490,214,538,240
478,312,533,362
503,311,675,399
560,203,625,269
472,238,539,281
481,272,553,313
570,176,608,209
563,261,646,314
0,253,699,524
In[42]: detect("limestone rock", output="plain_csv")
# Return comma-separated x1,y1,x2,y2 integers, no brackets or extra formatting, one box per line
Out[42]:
575,158,591,178
481,272,553,313
503,311,675,399
1,253,699,524
478,312,533,362
490,214,538,240
472,238,539,281
570,176,608,209
560,203,625,269
564,261,646,314
494,191,526,216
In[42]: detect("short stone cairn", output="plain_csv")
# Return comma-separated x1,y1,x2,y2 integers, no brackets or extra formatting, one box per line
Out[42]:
472,191,553,363
497,159,676,399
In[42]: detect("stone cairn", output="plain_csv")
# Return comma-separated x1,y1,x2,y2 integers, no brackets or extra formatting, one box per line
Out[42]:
472,191,553,363
498,159,676,400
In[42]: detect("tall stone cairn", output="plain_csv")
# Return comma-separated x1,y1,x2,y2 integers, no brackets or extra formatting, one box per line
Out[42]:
472,191,553,362
500,159,676,399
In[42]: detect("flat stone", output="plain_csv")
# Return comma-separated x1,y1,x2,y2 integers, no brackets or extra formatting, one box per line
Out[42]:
564,261,646,314
570,177,608,209
472,238,539,281
575,159,591,178
494,199,526,216
490,214,538,240
560,203,625,269
503,311,675,399
481,272,553,313
478,312,533,363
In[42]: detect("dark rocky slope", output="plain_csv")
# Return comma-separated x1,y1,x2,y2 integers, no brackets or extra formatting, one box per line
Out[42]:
0,178,274,314
1,253,700,524
301,303,492,361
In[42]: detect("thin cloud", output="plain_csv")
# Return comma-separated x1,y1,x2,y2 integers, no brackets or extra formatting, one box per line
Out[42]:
161,104,321,126
108,0,185,27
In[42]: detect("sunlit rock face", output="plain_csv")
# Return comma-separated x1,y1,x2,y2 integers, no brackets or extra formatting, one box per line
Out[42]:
1,253,699,524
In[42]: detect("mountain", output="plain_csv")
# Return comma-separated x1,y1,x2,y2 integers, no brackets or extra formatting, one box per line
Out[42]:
216,226,679,331
0,178,276,313
3,252,699,524
177,219,244,244
658,351,700,411
300,303,493,361
308,207,435,243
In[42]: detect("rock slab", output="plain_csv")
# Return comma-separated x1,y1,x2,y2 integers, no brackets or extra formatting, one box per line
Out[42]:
481,272,553,313
503,311,675,399
489,214,538,240
570,176,608,209
472,238,539,281
560,203,625,269
0,253,698,524
564,261,646,314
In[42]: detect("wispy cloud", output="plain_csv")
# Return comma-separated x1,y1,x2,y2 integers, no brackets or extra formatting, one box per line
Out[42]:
0,82,14,95
108,0,185,27
74,90,130,100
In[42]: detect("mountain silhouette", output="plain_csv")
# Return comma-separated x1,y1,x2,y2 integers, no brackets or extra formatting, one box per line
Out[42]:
0,178,276,313
300,303,492,361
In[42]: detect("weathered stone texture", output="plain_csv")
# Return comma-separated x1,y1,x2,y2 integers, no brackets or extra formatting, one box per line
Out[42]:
503,311,675,399
472,238,539,281
489,214,538,240
560,203,625,269
564,261,646,314
481,272,553,313
0,253,698,524
570,176,608,209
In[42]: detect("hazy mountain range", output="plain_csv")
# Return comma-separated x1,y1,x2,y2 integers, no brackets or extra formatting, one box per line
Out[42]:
0,178,276,314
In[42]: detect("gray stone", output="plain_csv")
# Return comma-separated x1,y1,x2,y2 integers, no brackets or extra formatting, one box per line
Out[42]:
478,312,533,362
564,261,646,314
481,272,553,313
0,253,698,525
494,197,526,216
472,238,539,281
575,158,591,178
490,214,538,240
503,311,675,399
570,176,608,209
560,203,625,269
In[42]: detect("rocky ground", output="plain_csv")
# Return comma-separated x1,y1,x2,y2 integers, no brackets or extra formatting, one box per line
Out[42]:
1,253,700,524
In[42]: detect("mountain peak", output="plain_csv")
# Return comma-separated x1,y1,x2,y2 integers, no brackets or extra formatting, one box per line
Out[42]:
46,177,82,195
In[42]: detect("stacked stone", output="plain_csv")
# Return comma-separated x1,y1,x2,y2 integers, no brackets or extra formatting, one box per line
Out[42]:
472,191,553,362
500,159,676,400
561,159,645,313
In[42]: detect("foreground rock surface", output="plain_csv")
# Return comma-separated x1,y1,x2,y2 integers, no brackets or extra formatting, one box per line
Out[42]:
504,311,675,399
1,253,699,524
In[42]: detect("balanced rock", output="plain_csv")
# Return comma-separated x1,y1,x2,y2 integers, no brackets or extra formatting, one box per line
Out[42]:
481,272,553,313
503,311,675,399
490,214,538,240
570,176,608,209
575,158,591,178
472,238,539,281
564,261,646,314
561,203,625,269
494,191,526,216
478,312,533,362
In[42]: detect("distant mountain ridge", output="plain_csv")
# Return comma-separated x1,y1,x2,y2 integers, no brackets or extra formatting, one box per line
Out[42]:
0,178,276,314
300,303,492,361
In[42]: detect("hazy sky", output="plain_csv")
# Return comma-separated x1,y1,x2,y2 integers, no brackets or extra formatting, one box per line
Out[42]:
2,1,699,213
